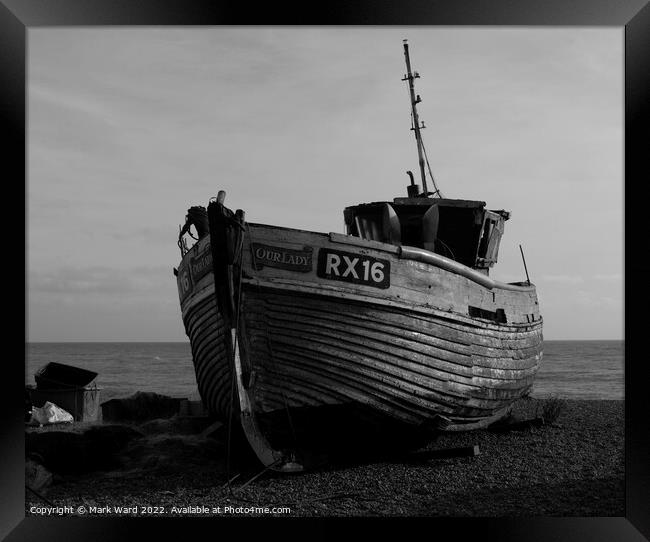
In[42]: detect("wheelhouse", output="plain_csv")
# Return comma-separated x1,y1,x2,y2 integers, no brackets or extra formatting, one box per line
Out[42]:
343,197,510,273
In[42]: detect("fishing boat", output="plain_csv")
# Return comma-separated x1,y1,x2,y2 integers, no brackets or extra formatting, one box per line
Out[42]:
174,40,543,472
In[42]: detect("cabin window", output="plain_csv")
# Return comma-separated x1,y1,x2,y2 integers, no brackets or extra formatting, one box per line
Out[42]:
353,215,383,241
344,203,401,245
477,219,494,258
475,211,506,268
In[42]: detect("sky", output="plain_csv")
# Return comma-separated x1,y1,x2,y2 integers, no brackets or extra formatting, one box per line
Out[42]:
27,27,623,341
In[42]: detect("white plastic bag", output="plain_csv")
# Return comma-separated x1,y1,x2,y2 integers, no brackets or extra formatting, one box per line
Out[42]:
31,401,74,425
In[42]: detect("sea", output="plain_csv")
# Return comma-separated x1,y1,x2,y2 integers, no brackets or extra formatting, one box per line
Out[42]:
25,340,624,403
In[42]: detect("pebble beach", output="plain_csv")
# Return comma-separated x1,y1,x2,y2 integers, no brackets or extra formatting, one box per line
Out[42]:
25,398,624,518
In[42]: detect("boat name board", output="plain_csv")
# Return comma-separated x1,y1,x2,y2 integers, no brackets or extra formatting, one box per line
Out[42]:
177,244,213,302
317,248,390,289
251,243,313,272
190,247,213,282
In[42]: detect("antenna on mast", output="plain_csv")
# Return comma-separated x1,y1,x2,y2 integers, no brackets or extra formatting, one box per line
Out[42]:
402,39,428,196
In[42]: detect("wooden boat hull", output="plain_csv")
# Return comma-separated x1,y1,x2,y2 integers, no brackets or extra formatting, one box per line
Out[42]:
176,213,542,469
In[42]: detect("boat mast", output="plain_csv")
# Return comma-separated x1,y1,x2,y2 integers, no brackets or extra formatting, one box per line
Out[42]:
402,39,429,196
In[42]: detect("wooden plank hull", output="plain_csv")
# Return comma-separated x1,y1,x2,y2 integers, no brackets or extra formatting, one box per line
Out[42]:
179,282,232,420
244,289,541,422
178,223,542,417
177,219,542,465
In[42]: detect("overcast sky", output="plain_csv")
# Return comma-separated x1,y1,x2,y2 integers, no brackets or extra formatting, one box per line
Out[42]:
27,27,623,341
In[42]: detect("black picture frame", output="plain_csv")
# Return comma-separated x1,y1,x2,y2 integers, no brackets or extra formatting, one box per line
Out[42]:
2,1,648,540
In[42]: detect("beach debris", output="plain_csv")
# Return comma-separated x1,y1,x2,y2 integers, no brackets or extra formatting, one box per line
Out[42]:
34,362,98,390
29,401,73,426
28,362,101,422
25,424,142,474
114,431,227,476
100,391,184,422
139,415,215,436
200,420,224,438
25,457,53,493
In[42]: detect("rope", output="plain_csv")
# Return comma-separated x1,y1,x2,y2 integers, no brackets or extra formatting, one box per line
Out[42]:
219,473,241,491
234,459,282,493
421,138,443,198
435,238,456,261
177,226,188,257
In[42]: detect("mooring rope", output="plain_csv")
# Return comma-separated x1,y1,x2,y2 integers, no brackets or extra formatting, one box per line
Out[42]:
235,458,282,493
421,138,443,198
